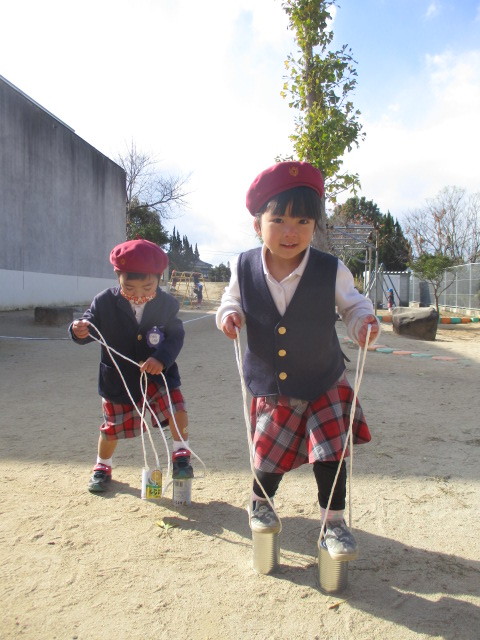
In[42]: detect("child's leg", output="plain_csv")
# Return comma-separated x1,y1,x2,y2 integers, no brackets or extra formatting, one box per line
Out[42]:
167,409,188,445
89,435,118,493
313,460,357,560
313,460,346,516
253,470,283,501
250,471,283,533
97,434,118,462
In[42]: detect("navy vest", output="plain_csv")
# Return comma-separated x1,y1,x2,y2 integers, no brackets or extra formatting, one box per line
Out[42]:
238,247,345,401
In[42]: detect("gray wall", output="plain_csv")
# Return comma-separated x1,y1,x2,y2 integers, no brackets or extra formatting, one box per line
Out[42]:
0,76,126,309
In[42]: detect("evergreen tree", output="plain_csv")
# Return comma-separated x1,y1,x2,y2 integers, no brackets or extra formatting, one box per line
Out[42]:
126,199,169,245
168,228,198,271
331,197,411,273
209,263,231,282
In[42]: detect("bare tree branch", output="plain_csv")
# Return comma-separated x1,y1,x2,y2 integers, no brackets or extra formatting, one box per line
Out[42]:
117,140,191,221
404,186,480,263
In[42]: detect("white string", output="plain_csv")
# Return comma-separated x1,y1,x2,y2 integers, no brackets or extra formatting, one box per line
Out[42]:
318,324,371,543
233,325,372,540
233,328,282,533
84,321,206,494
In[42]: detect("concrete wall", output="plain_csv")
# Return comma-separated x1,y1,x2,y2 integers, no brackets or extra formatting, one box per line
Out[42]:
0,75,126,309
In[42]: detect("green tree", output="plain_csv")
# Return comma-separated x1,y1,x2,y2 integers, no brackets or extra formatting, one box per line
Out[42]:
168,227,198,272
409,253,456,313
126,199,170,245
280,0,365,252
331,197,410,274
209,263,231,282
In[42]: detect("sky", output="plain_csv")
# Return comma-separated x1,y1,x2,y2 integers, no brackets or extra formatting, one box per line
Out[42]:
2,0,480,266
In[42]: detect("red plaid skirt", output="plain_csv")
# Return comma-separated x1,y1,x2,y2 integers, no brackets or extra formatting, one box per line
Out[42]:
100,381,186,440
250,375,371,473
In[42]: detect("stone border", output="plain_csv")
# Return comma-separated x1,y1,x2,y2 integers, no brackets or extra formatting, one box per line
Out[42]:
376,315,480,325
341,336,471,364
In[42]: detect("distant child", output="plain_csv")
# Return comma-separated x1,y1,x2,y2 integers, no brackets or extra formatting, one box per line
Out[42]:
193,274,203,308
69,239,194,493
386,288,395,312
216,161,379,560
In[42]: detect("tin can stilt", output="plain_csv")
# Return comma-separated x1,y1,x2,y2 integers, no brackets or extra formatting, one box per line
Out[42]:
172,478,192,506
317,539,348,594
252,531,280,574
141,468,162,501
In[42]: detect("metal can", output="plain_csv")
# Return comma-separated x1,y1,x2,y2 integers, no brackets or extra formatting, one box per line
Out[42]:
252,531,280,574
317,538,348,594
172,478,192,506
141,468,162,501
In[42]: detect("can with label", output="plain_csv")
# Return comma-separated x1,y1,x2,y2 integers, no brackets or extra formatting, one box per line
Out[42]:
141,468,162,501
172,478,192,506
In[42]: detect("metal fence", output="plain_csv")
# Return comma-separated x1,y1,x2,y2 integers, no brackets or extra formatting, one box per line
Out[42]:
366,263,480,311
410,262,480,311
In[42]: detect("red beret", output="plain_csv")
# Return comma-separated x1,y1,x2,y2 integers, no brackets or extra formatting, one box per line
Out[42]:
109,239,168,274
246,161,324,215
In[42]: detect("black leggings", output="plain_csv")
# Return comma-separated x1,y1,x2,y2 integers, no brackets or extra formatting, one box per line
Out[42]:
253,460,346,511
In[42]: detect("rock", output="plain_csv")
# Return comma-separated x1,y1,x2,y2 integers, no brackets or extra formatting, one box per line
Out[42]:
392,307,439,341
34,306,74,326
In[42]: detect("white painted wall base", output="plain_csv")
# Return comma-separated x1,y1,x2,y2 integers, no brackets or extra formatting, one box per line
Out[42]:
0,269,117,310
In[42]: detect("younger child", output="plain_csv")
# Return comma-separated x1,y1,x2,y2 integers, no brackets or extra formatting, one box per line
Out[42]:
216,161,379,560
70,239,194,493
193,274,203,308
386,288,395,312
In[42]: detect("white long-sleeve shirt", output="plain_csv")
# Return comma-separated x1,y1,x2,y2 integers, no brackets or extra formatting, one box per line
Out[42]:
215,245,379,345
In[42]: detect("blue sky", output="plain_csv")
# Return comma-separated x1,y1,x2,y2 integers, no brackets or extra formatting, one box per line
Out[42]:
2,0,480,266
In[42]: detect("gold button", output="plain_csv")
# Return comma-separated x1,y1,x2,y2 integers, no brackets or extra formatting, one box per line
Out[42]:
137,334,142,341
278,349,287,357
278,326,287,335
279,372,287,380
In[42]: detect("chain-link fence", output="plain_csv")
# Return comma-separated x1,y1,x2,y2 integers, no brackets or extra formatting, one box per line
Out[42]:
409,263,480,311
366,263,480,311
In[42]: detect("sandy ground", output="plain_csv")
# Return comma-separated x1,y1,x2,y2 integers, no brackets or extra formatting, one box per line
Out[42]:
0,299,479,640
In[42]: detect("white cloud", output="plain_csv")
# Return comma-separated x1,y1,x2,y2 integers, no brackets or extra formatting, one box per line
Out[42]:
342,49,480,220
425,2,440,19
5,1,479,264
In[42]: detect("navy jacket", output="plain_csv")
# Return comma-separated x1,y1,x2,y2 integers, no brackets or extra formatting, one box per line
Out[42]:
238,247,345,401
69,287,184,403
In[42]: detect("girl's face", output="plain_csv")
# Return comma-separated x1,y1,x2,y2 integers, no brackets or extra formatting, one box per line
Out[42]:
117,273,159,304
254,203,315,268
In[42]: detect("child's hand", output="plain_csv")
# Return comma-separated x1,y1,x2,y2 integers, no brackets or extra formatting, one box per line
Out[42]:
140,357,164,375
221,312,242,340
72,319,90,339
358,314,379,347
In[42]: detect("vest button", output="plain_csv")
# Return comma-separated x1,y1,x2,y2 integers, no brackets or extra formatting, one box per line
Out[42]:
278,349,287,357
279,372,288,380
137,334,142,341
278,326,287,335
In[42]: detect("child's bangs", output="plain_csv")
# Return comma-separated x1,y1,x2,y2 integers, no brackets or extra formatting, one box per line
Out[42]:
266,187,321,222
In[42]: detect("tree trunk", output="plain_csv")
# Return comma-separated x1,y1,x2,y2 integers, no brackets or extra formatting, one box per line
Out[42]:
311,195,330,252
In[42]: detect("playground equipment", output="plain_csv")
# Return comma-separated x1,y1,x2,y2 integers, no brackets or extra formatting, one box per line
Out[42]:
168,271,209,307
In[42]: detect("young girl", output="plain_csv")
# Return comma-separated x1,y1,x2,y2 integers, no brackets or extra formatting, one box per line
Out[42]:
216,161,379,560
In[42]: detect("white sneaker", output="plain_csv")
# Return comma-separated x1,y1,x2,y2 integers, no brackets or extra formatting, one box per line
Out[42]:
322,520,358,561
249,500,281,534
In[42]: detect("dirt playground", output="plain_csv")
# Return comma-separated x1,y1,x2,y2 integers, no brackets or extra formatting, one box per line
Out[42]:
0,300,479,640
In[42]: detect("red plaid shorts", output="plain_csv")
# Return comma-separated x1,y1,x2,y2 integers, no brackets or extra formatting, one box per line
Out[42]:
100,380,186,440
250,375,371,473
